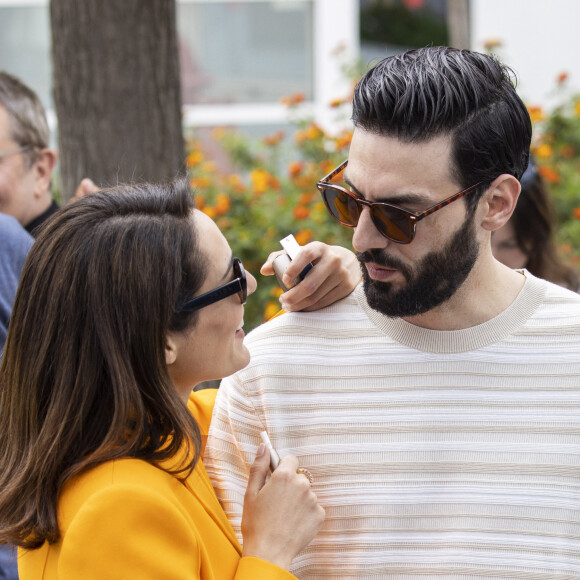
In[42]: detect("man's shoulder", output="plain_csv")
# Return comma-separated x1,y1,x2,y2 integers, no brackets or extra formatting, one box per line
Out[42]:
0,213,33,247
244,289,372,345
538,276,580,311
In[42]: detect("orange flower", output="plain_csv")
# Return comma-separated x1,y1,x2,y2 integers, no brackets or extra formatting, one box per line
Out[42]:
295,123,323,143
573,208,580,219
211,127,227,140
216,217,232,230
271,287,284,298
214,193,231,215
575,101,580,116
538,165,560,184
334,130,353,150
195,195,205,209
263,130,285,146
264,301,282,320
186,151,204,167
228,174,246,193
535,144,553,158
288,161,304,178
319,160,334,174
190,176,212,189
294,229,313,246
201,161,216,173
298,193,315,205
280,92,305,107
305,123,322,140
312,201,326,215
293,206,310,220
329,97,347,108
561,243,573,254
527,105,545,123
268,175,281,191
557,71,569,84
250,169,270,194
483,38,502,51
201,206,217,219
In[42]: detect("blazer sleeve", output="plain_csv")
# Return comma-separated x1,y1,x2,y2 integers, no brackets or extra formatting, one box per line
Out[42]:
188,388,218,458
58,483,200,579
57,481,297,580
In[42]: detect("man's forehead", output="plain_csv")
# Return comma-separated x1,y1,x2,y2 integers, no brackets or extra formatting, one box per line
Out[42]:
0,104,15,143
345,133,457,193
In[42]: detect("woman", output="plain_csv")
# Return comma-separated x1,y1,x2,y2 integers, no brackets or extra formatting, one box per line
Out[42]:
0,180,332,579
491,157,579,290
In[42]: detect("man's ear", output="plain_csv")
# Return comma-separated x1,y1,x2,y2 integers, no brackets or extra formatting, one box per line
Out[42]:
32,148,58,199
165,334,178,367
480,174,521,232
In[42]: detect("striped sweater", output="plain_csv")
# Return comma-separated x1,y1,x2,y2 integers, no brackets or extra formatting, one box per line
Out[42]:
205,272,580,579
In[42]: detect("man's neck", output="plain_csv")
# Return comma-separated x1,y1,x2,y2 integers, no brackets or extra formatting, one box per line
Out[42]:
25,197,59,237
402,257,526,331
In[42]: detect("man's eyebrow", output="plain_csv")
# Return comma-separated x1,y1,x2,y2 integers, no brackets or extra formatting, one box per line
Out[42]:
343,174,431,207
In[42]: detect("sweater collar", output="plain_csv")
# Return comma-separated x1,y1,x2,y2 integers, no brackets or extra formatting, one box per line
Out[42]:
355,270,547,353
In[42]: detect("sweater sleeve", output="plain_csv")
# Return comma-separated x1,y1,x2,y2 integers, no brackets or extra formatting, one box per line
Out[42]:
203,373,266,544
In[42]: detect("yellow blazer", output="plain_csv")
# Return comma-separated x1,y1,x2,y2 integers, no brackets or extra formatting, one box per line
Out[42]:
18,389,295,580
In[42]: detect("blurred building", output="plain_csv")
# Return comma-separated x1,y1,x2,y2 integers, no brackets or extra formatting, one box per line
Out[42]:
0,0,358,137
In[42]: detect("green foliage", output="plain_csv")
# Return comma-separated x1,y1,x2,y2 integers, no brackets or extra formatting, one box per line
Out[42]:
528,83,580,266
185,99,354,332
360,2,447,47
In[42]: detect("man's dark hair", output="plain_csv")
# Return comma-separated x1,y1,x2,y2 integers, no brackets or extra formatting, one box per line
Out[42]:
352,46,532,210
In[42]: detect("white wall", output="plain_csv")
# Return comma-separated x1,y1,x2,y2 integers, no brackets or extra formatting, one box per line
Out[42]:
471,0,580,108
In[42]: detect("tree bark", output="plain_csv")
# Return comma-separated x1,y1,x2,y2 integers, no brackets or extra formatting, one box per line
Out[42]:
446,0,470,50
51,0,185,199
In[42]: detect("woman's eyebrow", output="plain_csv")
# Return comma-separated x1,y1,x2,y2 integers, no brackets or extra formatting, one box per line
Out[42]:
344,174,431,207
219,252,235,282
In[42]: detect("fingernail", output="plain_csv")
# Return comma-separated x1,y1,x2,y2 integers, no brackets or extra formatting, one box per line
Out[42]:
256,443,265,457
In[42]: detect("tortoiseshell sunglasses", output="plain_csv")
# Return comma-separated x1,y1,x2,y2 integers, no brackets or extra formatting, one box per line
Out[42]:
316,159,483,244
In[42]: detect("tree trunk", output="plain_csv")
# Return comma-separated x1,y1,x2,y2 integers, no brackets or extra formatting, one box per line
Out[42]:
51,0,185,200
446,0,470,50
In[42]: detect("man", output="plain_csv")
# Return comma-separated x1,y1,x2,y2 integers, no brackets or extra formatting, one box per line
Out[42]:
205,47,580,578
0,213,32,579
0,213,32,352
0,71,58,236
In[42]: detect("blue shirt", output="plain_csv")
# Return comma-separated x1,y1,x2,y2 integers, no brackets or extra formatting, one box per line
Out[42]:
0,213,33,353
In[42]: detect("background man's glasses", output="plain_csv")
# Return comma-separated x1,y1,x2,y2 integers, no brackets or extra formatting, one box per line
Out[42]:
317,159,482,244
181,257,247,312
0,146,30,160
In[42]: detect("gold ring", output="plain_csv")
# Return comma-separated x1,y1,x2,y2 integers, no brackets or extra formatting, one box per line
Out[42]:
296,467,314,484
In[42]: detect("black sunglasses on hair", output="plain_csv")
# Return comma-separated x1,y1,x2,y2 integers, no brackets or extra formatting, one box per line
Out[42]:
317,159,482,244
181,258,247,312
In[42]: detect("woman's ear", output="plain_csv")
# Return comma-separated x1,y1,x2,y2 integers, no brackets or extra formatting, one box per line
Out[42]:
480,174,521,232
165,334,178,366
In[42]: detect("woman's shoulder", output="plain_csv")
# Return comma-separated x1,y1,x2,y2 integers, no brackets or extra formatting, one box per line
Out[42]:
62,458,176,508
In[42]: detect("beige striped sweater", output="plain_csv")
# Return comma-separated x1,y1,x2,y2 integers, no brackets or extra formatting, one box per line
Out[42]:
205,272,580,579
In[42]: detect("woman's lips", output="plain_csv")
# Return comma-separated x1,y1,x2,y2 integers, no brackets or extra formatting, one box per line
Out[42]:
365,262,399,281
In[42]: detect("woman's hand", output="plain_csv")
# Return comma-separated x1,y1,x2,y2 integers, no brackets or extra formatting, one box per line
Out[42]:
241,444,325,571
261,242,361,312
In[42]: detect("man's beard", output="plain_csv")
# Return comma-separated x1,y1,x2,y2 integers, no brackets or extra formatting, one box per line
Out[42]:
357,213,479,318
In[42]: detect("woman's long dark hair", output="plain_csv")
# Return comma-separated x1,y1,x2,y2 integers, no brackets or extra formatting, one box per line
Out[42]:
513,165,579,291
0,179,207,549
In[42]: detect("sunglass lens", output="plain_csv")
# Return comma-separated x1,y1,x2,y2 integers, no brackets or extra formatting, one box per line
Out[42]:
321,186,360,227
372,207,413,243
234,259,247,304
